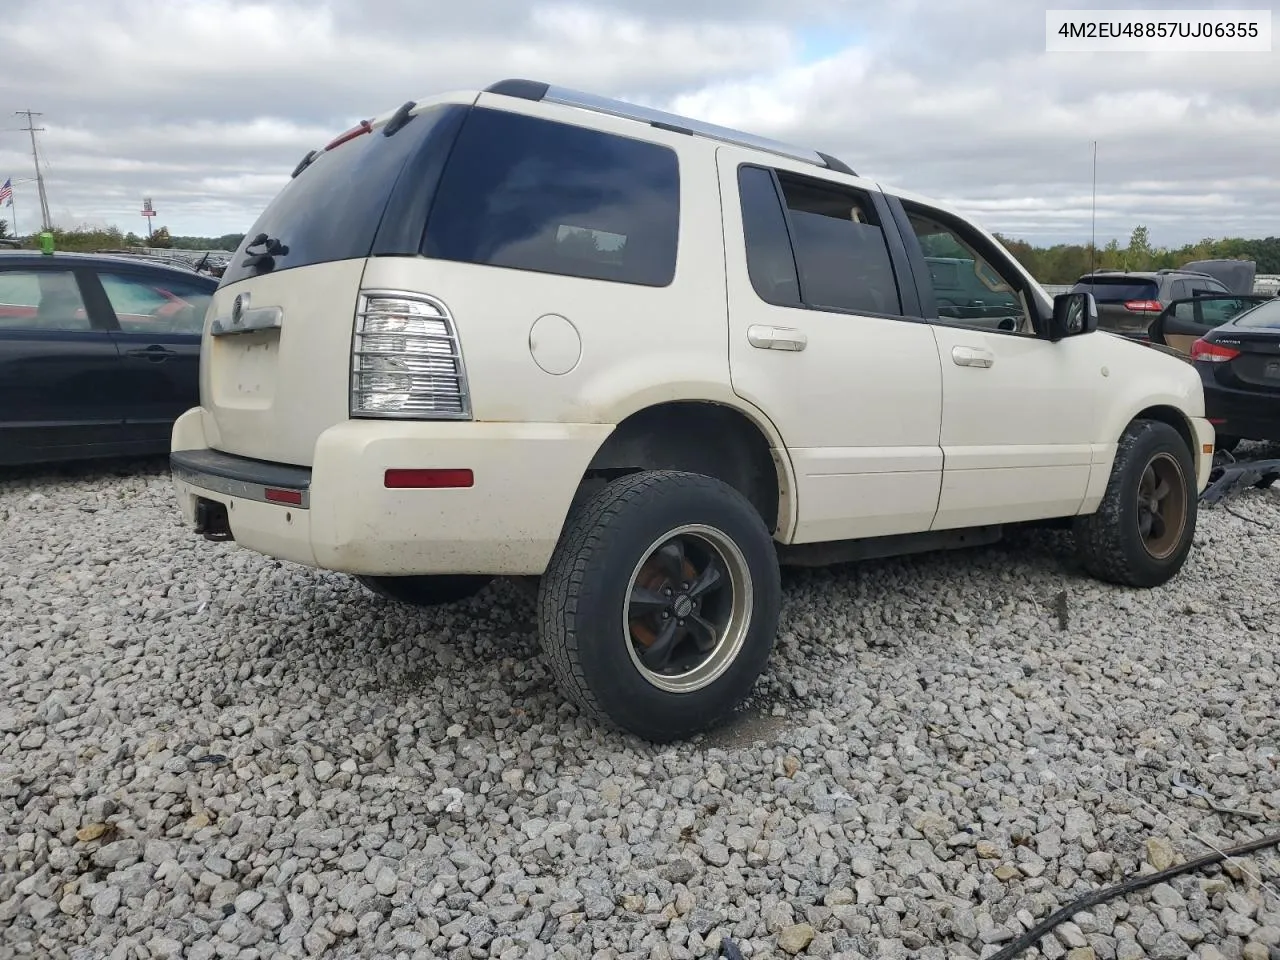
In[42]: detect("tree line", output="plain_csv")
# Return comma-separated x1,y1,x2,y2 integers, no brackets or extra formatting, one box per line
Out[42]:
994,226,1280,283
3,219,1277,283
0,221,244,253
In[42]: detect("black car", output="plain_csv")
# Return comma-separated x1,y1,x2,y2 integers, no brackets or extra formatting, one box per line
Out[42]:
1190,297,1280,450
0,251,216,465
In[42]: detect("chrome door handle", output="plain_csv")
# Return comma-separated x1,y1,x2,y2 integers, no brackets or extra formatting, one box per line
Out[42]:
952,345,994,368
747,324,807,352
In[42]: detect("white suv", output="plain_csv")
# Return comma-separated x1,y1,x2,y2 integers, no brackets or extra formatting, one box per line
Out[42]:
171,79,1214,742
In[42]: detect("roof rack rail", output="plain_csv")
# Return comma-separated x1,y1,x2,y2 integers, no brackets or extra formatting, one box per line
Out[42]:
484,78,857,177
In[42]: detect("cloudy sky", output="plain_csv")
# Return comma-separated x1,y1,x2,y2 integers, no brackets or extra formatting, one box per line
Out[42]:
1,0,1276,246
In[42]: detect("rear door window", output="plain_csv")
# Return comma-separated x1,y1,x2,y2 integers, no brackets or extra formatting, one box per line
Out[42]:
423,108,681,287
738,168,902,316
99,272,214,334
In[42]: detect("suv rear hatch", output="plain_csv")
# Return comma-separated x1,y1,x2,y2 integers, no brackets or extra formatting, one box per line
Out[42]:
1071,275,1162,336
202,96,474,466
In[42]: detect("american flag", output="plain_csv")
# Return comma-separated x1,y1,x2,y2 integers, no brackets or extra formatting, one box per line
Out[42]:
0,179,11,206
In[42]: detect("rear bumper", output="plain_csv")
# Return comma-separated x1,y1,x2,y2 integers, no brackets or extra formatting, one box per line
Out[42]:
170,407,613,576
1202,378,1280,442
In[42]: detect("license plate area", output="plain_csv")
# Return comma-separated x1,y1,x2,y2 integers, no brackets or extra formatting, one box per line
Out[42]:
210,330,279,408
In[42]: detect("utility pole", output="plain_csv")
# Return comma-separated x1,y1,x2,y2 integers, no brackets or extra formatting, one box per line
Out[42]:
16,110,52,232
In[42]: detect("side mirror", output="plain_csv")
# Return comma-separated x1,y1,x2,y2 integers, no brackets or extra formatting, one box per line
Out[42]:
1048,291,1098,341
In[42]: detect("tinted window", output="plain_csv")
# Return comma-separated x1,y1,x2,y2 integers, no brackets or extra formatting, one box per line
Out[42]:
738,166,800,307
1071,277,1159,302
424,108,680,287
1169,279,1189,300
0,269,91,332
773,174,901,315
100,272,214,334
221,105,466,287
1233,299,1280,329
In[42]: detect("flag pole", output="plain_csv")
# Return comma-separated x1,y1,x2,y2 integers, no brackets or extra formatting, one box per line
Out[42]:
8,194,18,241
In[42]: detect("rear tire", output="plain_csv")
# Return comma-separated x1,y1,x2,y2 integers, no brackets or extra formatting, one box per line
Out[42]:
537,470,781,743
1074,420,1197,588
355,574,492,607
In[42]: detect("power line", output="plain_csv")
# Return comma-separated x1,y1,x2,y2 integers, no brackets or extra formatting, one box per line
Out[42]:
15,110,52,232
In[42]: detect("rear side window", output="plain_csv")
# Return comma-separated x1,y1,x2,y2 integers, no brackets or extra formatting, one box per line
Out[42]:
772,172,902,316
1071,277,1159,302
423,108,680,287
220,104,467,287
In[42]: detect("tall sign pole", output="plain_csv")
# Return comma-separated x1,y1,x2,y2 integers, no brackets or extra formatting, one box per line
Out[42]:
141,197,156,239
15,110,52,232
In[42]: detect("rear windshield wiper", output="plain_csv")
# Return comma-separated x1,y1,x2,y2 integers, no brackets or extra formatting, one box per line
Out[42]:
241,232,289,273
291,149,318,179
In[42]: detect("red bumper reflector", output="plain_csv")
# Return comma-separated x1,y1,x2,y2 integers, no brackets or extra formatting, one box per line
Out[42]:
1208,418,1227,425
265,488,303,505
384,468,474,489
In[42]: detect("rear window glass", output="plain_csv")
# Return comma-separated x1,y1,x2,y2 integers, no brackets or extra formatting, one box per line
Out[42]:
1233,299,1280,329
423,108,680,287
1071,277,1159,302
220,105,463,287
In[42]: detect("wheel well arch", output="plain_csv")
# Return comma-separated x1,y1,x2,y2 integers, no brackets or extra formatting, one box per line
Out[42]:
1133,404,1195,456
581,400,790,535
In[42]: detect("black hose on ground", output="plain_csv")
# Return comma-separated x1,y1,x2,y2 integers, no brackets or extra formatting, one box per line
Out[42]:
986,831,1280,960
716,831,1280,960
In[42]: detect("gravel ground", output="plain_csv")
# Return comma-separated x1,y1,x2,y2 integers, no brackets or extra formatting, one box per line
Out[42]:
2,448,1280,960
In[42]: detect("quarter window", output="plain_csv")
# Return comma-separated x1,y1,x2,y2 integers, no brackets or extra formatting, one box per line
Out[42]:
424,108,681,287
0,269,92,332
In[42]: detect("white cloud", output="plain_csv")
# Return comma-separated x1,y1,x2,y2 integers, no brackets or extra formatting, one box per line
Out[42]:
0,0,1275,245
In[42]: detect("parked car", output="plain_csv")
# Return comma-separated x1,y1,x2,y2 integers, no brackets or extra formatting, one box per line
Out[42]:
1148,293,1275,358
170,78,1214,742
1070,268,1234,338
1190,297,1280,450
0,250,216,465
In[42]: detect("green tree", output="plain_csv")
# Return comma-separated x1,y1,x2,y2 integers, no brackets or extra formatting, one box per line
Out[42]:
148,226,173,249
0,218,8,239
1127,225,1152,263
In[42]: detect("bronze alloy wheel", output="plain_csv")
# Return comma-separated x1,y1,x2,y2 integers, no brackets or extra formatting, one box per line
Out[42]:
623,524,754,694
1136,451,1188,560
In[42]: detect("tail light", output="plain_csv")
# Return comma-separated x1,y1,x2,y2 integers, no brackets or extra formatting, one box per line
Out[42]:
350,291,470,419
1190,339,1239,364
1124,299,1163,313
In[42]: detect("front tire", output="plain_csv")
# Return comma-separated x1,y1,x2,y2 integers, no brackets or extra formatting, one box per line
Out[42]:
355,574,492,607
537,470,781,743
1074,420,1197,588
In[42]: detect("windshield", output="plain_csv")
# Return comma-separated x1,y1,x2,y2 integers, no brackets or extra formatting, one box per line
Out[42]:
1232,298,1280,330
